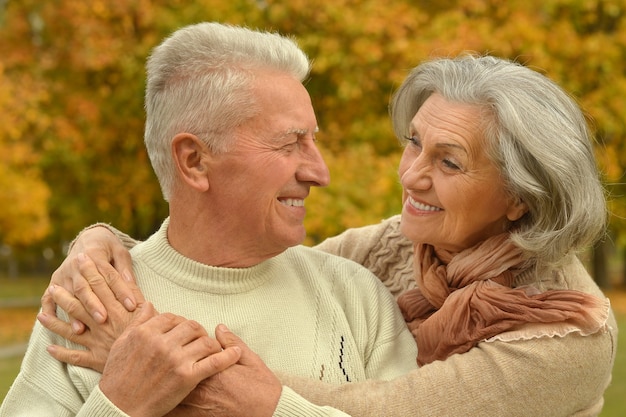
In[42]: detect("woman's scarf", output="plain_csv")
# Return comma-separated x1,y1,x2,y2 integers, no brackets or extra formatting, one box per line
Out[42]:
397,234,610,366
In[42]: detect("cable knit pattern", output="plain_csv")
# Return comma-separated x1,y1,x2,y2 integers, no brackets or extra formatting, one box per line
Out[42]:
315,215,416,299
282,215,618,417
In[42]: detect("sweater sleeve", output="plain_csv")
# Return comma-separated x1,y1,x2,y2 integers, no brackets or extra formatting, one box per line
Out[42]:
76,386,131,417
0,320,130,417
279,321,617,417
273,387,350,416
70,223,140,251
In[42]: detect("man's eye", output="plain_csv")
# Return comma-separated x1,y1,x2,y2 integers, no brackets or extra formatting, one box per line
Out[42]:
281,142,298,150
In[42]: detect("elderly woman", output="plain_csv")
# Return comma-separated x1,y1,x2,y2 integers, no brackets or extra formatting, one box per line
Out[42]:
39,54,616,416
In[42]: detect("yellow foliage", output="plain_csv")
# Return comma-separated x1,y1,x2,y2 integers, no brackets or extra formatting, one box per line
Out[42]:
0,160,51,246
1,0,626,252
0,59,51,245
304,143,403,245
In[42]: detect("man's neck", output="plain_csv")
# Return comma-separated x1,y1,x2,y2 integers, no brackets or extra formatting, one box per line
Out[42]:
166,214,284,268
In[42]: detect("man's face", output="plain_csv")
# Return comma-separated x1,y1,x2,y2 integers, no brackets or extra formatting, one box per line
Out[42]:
206,70,330,258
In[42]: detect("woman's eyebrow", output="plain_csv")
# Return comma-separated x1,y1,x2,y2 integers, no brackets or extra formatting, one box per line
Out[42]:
435,142,468,154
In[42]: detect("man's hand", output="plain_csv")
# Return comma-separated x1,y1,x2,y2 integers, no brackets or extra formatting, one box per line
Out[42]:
45,226,139,326
165,325,282,417
99,308,241,417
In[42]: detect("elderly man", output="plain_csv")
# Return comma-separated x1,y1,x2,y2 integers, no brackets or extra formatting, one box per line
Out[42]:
0,22,417,417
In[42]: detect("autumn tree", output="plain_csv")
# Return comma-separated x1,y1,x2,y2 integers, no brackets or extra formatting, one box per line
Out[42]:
0,63,50,246
1,0,624,285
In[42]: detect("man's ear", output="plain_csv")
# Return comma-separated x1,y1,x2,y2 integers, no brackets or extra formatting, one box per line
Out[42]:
171,133,210,192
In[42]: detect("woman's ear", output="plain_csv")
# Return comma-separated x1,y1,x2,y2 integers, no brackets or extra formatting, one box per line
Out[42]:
171,133,210,192
506,198,529,222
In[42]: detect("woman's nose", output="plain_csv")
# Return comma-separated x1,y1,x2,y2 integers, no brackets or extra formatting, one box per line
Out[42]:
401,155,432,191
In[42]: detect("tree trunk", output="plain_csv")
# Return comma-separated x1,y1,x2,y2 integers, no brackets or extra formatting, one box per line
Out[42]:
592,239,609,289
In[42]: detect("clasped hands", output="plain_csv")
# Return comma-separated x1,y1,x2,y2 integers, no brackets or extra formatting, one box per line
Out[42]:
37,228,281,417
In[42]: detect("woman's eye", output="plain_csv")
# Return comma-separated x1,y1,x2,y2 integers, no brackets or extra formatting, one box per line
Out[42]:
404,135,421,148
442,159,461,170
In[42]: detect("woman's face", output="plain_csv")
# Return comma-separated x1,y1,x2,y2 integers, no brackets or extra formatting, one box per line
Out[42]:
398,93,527,253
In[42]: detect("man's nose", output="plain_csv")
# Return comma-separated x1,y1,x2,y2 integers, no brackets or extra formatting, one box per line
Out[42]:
300,142,330,187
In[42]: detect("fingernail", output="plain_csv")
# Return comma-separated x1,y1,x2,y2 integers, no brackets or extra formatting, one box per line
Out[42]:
217,324,230,333
71,321,82,334
93,311,105,323
123,270,133,282
123,298,136,311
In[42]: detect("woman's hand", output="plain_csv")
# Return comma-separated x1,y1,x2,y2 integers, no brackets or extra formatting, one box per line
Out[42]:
38,253,144,372
164,325,282,417
44,226,140,327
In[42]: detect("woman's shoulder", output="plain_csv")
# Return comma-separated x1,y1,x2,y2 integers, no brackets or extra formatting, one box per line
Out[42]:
516,254,607,296
314,215,402,254
314,215,416,299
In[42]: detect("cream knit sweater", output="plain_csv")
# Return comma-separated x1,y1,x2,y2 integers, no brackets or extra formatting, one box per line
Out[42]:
0,218,418,417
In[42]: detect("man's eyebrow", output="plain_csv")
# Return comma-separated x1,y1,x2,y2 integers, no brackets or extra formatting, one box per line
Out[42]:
275,126,319,141
287,126,319,135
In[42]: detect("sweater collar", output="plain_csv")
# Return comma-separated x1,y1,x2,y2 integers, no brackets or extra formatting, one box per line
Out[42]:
133,218,290,294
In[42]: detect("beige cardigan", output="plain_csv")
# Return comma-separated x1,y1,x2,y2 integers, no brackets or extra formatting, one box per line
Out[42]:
104,216,618,416
275,215,617,416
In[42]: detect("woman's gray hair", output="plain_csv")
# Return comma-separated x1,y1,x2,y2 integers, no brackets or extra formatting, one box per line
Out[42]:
391,54,607,267
144,22,311,201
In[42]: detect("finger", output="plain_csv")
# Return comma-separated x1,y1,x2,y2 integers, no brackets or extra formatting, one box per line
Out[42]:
37,311,75,342
39,285,87,335
215,324,261,364
48,284,94,326
88,254,140,313
194,346,241,380
45,344,103,371
126,273,147,308
128,302,160,329
181,335,223,360
109,245,145,308
40,285,58,317
70,254,107,324
43,284,87,335
164,319,209,348
215,324,248,351
77,253,135,317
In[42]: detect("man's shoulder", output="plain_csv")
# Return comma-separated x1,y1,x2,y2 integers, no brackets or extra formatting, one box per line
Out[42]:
288,244,370,270
284,245,385,293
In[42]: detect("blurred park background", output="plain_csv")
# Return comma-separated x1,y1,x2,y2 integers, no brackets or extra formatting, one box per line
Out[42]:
0,0,625,414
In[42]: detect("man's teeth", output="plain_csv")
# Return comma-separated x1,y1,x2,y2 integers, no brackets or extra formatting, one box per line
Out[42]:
409,197,441,211
279,198,305,207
